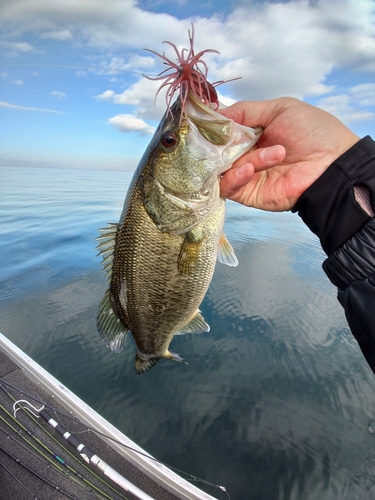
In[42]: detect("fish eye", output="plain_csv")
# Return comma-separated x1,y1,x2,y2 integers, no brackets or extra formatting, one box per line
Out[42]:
161,131,177,149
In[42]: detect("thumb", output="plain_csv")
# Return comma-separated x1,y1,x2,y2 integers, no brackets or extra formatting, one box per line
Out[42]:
218,98,288,129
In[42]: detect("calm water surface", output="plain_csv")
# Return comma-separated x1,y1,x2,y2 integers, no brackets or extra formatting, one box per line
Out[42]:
1,166,375,500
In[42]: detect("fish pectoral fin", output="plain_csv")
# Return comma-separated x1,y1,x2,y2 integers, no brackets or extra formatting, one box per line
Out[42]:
217,232,238,267
176,310,210,335
97,289,129,353
177,232,204,275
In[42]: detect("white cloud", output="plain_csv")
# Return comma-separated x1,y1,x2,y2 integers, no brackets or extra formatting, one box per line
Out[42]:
95,90,115,101
316,83,375,125
1,0,374,130
93,55,155,75
1,0,373,80
50,90,67,99
317,93,375,124
108,114,156,135
40,29,73,41
12,79,24,85
8,41,34,52
1,40,35,56
349,83,375,107
217,92,237,108
0,100,62,113
94,78,164,120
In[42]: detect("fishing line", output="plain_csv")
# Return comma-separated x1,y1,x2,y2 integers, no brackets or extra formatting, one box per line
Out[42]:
0,425,99,500
0,413,108,500
0,377,231,499
0,62,142,75
0,443,80,499
0,398,125,500
0,457,39,499
13,400,154,500
0,385,129,499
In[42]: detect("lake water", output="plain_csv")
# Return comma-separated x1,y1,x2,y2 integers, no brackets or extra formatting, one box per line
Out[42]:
1,165,375,500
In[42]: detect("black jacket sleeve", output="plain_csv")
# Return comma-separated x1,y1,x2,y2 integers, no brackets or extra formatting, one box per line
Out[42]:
292,136,375,373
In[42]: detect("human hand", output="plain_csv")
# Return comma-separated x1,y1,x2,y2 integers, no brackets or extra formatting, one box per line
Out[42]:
220,97,360,211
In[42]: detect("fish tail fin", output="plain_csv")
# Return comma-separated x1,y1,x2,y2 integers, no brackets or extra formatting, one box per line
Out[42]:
135,354,159,375
135,350,187,375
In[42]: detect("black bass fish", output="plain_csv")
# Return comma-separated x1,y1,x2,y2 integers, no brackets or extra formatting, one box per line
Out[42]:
97,28,262,374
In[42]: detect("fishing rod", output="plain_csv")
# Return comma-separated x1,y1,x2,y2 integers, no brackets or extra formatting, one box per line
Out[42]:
0,442,80,499
0,399,125,500
0,377,231,499
13,399,155,500
0,382,129,499
0,454,40,500
0,424,91,500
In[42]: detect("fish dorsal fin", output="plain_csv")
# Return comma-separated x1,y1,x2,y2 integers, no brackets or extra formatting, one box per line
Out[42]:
97,289,128,353
96,223,118,283
176,309,210,335
218,232,238,267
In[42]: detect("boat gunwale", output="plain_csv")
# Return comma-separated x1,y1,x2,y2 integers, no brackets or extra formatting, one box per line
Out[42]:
0,332,217,500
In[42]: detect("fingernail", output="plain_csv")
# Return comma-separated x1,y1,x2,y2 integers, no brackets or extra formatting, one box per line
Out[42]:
260,146,280,162
236,163,251,176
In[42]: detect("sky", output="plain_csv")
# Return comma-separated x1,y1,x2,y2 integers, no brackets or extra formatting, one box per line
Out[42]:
0,0,375,170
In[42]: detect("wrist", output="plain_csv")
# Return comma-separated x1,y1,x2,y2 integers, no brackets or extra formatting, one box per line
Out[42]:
292,136,375,255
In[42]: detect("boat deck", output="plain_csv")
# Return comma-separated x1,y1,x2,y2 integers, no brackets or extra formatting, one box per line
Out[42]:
0,336,216,500
0,348,178,500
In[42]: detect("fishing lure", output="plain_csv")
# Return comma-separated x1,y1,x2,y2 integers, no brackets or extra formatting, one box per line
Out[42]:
144,24,234,117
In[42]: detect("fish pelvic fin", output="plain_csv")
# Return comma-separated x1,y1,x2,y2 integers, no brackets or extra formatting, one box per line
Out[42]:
135,351,187,376
217,232,238,267
164,351,188,364
97,289,129,353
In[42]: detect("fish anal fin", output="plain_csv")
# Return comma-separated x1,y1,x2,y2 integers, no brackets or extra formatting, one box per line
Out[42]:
218,232,238,267
176,310,210,335
97,289,129,353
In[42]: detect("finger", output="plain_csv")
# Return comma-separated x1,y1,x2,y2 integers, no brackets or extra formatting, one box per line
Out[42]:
228,145,285,173
220,162,255,199
248,145,286,172
218,99,283,128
